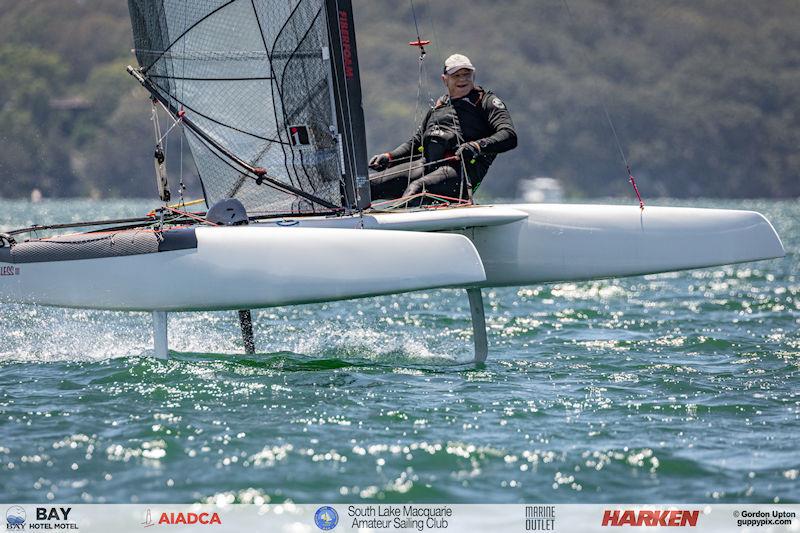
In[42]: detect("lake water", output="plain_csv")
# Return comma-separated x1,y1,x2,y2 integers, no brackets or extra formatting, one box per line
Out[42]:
0,198,797,504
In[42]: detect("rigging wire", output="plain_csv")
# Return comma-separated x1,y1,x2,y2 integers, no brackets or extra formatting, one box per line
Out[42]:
178,2,190,208
151,100,170,210
406,0,428,189
154,111,184,146
426,2,444,72
402,0,474,204
409,0,434,105
559,0,645,210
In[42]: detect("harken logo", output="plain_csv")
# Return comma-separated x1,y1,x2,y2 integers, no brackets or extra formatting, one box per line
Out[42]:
6,506,26,530
602,509,700,527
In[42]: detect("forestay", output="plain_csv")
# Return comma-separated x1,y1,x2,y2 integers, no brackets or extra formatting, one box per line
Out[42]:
128,0,370,215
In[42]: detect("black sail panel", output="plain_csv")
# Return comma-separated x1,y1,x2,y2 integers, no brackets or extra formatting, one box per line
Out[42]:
128,0,369,214
325,0,370,210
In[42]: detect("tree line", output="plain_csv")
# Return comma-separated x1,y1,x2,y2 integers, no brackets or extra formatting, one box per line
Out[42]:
0,0,797,200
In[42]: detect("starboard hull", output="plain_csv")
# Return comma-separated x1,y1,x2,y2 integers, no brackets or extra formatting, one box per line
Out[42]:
466,204,786,286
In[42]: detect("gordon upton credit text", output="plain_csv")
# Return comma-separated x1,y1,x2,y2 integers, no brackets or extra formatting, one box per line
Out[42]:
348,505,452,530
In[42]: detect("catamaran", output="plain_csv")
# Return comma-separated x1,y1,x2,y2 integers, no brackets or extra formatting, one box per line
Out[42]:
0,0,785,362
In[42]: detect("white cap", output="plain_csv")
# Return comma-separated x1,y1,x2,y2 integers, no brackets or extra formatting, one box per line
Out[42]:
443,54,475,75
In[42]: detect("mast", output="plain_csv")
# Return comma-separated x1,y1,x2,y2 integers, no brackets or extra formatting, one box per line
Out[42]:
324,0,371,211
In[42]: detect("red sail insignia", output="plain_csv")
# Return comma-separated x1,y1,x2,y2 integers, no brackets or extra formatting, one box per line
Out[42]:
338,10,354,79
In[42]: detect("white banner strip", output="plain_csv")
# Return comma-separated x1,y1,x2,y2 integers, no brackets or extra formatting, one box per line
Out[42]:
2,504,798,532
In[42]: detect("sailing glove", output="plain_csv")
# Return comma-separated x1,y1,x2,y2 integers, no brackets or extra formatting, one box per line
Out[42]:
455,141,481,161
368,153,392,171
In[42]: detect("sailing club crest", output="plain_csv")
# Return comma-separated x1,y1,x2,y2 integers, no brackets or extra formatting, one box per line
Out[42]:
288,125,312,148
314,506,338,530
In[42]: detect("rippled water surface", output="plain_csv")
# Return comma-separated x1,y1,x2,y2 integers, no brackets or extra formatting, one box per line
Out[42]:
0,199,798,504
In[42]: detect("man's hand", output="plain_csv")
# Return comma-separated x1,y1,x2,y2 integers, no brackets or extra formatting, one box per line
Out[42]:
455,141,481,161
368,153,391,171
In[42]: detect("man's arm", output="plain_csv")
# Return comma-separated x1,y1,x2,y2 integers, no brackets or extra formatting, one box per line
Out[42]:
476,93,517,153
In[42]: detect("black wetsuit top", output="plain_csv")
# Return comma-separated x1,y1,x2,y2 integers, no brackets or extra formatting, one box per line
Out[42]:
387,86,517,186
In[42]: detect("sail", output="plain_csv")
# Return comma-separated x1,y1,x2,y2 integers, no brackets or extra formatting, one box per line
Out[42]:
128,0,370,215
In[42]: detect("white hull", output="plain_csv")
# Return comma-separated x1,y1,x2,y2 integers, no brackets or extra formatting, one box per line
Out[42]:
467,204,785,286
255,203,785,286
0,203,785,312
0,227,485,311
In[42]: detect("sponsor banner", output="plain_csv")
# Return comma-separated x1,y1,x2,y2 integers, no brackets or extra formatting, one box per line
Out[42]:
1,504,798,532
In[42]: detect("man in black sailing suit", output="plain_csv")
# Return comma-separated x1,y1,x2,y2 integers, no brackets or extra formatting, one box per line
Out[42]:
368,54,517,201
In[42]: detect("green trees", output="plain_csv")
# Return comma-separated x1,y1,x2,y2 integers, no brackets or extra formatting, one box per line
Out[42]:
0,0,172,200
357,0,800,199
0,0,797,199
0,45,71,197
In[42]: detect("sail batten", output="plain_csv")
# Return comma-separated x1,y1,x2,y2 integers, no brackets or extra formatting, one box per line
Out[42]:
128,0,368,214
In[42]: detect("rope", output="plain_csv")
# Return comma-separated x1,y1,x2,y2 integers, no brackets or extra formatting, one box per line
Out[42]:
410,0,424,52
407,46,426,189
369,191,471,211
368,155,459,181
151,103,161,148
410,0,434,106
178,120,186,207
560,0,645,210
156,112,184,146
407,0,429,190
440,93,474,204
179,3,188,211
160,205,220,226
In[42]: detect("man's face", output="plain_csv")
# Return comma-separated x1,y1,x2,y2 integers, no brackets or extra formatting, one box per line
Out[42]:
442,68,474,99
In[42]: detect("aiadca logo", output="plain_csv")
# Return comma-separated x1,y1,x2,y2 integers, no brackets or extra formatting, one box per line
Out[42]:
141,509,221,527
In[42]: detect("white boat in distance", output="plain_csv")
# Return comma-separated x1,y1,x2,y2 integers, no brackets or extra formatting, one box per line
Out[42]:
0,0,785,362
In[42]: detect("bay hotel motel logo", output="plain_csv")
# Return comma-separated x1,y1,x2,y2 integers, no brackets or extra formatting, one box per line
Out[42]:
6,507,25,530
6,507,77,530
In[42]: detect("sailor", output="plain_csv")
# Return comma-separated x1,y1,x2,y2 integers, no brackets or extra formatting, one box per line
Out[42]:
368,53,517,201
